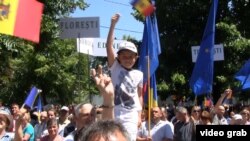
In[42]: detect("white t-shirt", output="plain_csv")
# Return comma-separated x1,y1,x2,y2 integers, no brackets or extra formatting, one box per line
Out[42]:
63,130,76,141
110,60,143,113
110,60,143,141
138,120,174,141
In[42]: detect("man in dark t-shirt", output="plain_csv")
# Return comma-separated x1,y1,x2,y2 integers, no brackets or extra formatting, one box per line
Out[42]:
174,106,196,141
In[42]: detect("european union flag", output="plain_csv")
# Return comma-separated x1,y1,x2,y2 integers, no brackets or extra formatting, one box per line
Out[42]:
138,12,161,107
138,16,161,82
235,59,250,90
24,86,39,108
189,0,218,96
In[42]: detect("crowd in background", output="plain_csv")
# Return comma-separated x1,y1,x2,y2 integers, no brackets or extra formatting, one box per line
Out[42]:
0,88,249,141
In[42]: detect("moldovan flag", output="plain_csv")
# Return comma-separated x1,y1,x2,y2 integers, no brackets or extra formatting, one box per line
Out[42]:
130,0,154,16
138,14,161,108
0,0,43,43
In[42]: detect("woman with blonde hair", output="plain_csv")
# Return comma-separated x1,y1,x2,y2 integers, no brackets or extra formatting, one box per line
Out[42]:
15,111,35,141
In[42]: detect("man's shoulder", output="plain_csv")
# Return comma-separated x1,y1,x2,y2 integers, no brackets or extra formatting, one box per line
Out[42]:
63,131,76,141
164,120,174,126
63,135,74,141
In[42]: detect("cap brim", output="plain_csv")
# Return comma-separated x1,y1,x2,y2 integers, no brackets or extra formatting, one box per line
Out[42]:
117,49,137,54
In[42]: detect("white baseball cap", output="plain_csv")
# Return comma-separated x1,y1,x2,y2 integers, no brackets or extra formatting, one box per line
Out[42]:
61,106,69,111
117,41,137,54
233,114,242,120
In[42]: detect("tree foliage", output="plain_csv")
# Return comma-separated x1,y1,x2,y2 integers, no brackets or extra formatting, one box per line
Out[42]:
1,0,250,106
0,0,91,105
153,0,250,102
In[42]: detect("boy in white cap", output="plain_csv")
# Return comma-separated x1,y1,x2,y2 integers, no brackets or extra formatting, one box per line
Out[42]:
106,13,143,141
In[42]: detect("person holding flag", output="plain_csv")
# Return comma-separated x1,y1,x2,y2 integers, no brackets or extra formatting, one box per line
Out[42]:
14,111,35,141
106,13,143,141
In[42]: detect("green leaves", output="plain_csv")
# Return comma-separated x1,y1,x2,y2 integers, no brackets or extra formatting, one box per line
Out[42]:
0,0,91,105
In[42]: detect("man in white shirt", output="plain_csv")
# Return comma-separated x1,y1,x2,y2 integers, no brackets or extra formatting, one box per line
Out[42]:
137,107,174,141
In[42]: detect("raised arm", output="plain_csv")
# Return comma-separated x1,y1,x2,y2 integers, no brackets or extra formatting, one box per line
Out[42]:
106,13,120,67
14,108,27,141
214,88,231,110
91,65,114,120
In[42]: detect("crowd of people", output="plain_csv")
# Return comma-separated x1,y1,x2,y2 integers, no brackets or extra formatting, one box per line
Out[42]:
1,87,250,141
0,14,250,141
0,64,116,141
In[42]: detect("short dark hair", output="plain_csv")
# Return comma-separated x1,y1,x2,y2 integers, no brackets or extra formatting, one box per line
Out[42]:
46,118,59,128
11,103,20,108
75,120,131,141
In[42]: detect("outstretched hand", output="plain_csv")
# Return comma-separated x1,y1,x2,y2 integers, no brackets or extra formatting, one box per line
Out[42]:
91,65,114,106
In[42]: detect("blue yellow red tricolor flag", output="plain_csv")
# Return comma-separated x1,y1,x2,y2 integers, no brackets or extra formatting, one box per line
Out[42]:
189,0,218,96
130,0,155,16
138,2,161,108
0,0,43,43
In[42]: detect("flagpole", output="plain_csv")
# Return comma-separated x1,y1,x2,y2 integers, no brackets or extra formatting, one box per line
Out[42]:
21,104,25,109
78,33,81,103
88,49,92,103
37,94,42,123
147,55,151,136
